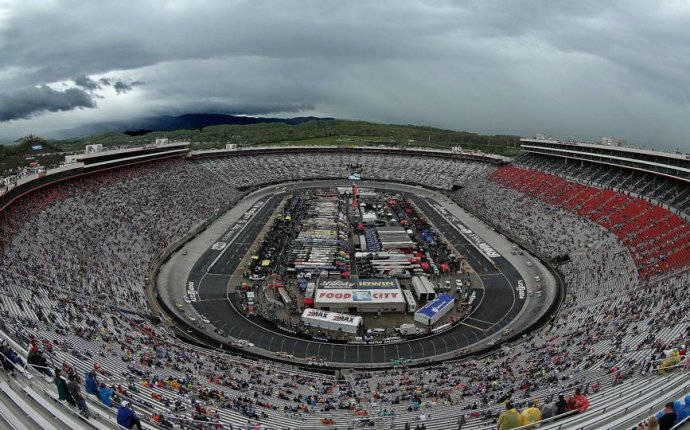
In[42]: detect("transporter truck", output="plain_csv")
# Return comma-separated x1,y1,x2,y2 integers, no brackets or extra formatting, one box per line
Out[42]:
396,323,421,336
301,309,362,334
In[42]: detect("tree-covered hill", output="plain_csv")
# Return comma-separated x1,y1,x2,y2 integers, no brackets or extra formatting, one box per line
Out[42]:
56,119,521,156
2,119,522,175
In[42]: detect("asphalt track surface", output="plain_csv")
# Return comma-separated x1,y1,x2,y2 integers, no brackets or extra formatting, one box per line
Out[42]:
187,194,284,300
188,186,526,366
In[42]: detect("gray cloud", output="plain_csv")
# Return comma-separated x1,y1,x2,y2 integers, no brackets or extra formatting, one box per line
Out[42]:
0,0,689,150
113,81,131,94
0,86,96,121
74,75,101,91
75,75,142,95
113,80,143,94
162,101,315,117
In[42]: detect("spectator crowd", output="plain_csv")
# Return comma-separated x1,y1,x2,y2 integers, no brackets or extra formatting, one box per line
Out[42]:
0,152,687,429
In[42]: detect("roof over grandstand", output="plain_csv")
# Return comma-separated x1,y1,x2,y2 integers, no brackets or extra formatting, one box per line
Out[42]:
521,137,690,161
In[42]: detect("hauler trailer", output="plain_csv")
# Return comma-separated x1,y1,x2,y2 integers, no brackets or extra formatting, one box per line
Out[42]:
414,293,454,326
402,289,417,313
277,287,292,306
301,309,362,334
411,276,436,302
303,282,316,307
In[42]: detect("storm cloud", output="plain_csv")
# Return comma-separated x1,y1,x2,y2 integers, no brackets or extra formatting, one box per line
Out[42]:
74,75,101,91
1,0,689,150
74,75,142,94
0,86,95,121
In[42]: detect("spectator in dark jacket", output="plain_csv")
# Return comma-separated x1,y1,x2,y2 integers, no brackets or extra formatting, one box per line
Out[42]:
658,402,678,430
98,382,114,407
54,369,75,406
555,394,568,415
27,347,50,376
84,370,99,396
67,374,89,418
0,341,14,376
117,401,143,430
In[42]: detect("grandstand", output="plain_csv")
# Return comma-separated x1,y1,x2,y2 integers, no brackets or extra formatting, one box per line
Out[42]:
519,137,690,215
195,150,494,190
0,142,688,429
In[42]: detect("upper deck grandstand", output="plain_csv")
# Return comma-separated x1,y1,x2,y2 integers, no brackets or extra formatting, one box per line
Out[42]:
519,137,690,215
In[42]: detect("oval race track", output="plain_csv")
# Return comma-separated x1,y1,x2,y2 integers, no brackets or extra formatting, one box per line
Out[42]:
178,181,532,367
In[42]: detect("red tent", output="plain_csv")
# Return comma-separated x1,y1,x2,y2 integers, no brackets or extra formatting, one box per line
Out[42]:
352,183,359,208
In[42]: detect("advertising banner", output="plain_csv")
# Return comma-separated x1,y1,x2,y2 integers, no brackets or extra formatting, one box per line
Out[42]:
315,289,404,303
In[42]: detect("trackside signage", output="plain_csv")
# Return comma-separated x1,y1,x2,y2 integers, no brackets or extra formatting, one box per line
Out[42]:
301,309,362,333
319,278,399,289
319,280,356,289
315,289,404,303
516,280,526,300
303,310,360,325
213,200,265,247
431,203,500,259
187,281,198,302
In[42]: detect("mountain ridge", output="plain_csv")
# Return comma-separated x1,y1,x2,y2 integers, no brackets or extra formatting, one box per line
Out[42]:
48,113,334,139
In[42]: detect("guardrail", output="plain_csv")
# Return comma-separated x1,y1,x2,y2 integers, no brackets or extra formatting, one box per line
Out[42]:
671,414,690,430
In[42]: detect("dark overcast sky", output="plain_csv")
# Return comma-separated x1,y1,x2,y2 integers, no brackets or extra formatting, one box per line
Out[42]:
1,0,689,150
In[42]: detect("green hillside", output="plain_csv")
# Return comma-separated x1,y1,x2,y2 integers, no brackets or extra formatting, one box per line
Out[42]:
56,119,521,157
2,120,522,176
0,135,66,176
